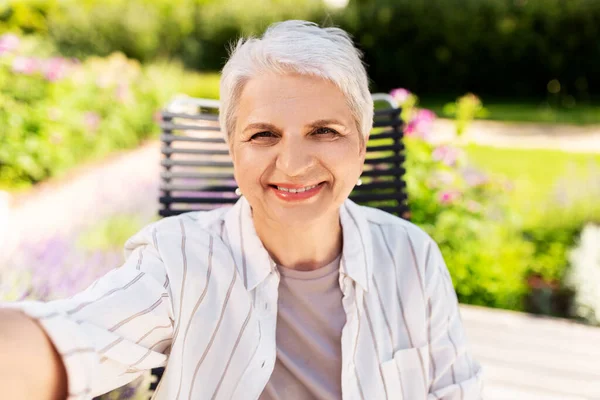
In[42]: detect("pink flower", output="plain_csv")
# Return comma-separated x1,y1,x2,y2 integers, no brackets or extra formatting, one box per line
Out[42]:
0,34,20,55
404,108,436,140
438,190,461,205
390,88,411,104
12,56,38,74
404,120,418,137
43,57,69,82
462,167,488,187
416,109,436,122
83,112,101,132
432,145,463,167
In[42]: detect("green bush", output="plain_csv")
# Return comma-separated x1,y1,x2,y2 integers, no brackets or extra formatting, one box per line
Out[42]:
0,0,327,70
0,35,193,190
394,89,534,310
339,0,600,97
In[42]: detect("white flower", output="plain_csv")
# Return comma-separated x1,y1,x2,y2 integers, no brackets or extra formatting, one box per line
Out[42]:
565,223,600,325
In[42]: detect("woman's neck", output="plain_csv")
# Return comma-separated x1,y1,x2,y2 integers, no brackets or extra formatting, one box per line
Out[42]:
252,210,343,271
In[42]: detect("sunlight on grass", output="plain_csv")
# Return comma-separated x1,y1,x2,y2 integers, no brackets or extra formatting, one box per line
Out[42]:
421,97,600,125
465,145,600,225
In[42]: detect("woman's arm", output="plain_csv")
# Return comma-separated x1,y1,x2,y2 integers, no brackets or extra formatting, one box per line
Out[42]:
425,240,484,399
0,308,67,400
0,223,175,399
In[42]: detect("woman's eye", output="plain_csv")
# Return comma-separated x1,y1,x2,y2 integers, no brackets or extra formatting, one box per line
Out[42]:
251,131,276,140
313,127,338,136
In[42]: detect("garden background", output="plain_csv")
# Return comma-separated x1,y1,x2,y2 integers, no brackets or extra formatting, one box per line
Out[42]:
1,0,600,398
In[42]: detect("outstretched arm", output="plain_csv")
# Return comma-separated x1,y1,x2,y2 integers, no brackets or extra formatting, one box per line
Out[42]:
0,223,174,400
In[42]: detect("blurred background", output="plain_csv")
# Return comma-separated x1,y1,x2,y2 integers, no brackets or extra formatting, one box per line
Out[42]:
0,0,599,399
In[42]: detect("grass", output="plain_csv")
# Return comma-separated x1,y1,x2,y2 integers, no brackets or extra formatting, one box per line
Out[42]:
465,145,600,225
420,96,600,125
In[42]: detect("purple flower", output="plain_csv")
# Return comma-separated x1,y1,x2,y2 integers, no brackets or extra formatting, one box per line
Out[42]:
12,56,38,75
390,88,411,105
0,33,20,55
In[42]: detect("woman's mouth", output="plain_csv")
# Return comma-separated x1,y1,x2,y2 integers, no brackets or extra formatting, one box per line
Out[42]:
269,182,325,201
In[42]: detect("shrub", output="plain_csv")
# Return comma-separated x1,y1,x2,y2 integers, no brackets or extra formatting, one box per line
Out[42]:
339,0,600,97
394,89,534,310
0,34,190,190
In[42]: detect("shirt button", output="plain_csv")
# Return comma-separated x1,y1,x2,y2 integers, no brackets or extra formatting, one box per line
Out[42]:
261,361,266,368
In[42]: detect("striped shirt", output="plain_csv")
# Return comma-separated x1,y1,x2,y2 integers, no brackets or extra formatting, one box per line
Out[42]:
2,197,483,399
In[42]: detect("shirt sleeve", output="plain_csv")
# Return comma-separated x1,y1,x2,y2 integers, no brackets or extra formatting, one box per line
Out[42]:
425,239,484,399
0,223,174,399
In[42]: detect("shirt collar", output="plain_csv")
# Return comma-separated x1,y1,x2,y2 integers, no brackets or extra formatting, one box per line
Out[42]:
223,196,373,293
223,196,273,292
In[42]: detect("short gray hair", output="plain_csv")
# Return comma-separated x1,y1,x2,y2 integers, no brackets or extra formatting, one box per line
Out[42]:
219,20,373,142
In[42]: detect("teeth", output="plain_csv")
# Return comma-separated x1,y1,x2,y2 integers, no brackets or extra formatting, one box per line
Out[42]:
277,184,319,193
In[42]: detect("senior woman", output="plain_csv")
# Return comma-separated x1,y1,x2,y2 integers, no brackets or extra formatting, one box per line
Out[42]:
0,20,482,400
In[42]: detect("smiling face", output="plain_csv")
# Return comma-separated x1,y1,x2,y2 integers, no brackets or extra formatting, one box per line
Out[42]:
229,72,367,226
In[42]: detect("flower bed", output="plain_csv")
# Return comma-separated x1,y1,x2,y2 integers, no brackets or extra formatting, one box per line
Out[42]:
0,33,184,191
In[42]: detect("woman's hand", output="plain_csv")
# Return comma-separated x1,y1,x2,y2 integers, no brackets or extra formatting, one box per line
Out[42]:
0,308,68,400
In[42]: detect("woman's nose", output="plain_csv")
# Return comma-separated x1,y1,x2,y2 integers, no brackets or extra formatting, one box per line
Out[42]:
275,137,316,178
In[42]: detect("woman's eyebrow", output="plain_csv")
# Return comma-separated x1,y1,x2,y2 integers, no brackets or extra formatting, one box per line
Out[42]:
242,122,279,133
306,119,346,128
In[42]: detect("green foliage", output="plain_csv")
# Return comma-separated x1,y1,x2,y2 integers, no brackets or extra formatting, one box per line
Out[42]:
0,0,327,70
338,0,600,97
0,36,192,190
442,93,489,137
465,141,600,317
393,89,533,310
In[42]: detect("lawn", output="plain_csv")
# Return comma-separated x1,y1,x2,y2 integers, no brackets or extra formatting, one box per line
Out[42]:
465,145,600,225
420,96,600,125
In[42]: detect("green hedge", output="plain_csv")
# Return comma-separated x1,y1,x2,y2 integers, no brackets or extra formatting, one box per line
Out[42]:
339,0,600,97
3,0,599,97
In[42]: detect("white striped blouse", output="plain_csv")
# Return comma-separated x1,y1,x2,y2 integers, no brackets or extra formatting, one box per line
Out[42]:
2,197,483,399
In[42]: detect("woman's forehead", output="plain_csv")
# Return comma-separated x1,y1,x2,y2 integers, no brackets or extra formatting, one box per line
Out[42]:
237,73,355,127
